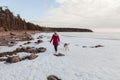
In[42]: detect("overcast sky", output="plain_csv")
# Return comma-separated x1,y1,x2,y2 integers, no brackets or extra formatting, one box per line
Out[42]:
1,0,120,32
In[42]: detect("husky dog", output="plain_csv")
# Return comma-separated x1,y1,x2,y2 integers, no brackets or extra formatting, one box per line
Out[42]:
64,43,70,51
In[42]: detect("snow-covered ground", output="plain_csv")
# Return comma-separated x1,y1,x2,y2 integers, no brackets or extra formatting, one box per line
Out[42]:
0,32,120,80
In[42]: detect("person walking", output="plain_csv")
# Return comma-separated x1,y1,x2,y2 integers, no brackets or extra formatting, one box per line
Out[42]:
50,32,60,53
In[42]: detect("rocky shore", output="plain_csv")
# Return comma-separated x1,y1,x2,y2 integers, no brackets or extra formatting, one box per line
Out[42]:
0,31,39,46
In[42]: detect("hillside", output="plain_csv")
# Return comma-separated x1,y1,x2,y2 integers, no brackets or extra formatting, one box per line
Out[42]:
0,7,42,31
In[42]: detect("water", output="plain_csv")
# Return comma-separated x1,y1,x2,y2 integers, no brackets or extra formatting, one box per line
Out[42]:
59,32,120,40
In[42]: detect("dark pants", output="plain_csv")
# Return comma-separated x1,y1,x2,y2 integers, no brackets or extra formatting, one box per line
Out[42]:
54,46,58,52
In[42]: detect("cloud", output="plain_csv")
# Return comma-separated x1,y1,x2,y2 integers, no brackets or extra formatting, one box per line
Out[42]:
31,0,120,32
56,0,67,4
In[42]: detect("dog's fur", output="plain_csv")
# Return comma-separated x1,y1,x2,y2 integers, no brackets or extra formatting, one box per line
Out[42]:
64,43,70,51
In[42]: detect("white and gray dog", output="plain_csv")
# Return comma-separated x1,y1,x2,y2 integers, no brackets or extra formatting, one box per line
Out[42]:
64,43,70,51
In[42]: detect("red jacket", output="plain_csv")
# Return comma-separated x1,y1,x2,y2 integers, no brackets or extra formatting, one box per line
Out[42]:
50,34,60,46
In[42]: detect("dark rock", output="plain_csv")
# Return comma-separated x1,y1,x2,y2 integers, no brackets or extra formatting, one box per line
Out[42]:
37,40,43,43
23,41,31,45
16,48,21,52
95,45,103,48
21,56,29,60
37,36,43,39
82,46,87,48
6,56,21,63
47,75,61,80
26,46,31,50
9,33,16,36
8,41,16,46
90,45,104,48
54,53,65,57
20,47,27,51
19,45,22,47
0,58,7,61
27,53,38,60
37,47,46,53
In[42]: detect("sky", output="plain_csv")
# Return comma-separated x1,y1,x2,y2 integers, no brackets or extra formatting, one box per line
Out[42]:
0,0,59,19
1,0,120,32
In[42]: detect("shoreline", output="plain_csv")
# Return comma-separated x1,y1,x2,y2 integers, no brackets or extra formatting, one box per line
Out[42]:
0,30,40,46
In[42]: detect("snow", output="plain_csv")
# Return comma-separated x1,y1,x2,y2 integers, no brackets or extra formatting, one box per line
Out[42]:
0,32,120,80
17,52,31,58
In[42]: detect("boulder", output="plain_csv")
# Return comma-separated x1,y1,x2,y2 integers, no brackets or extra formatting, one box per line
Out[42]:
26,46,31,50
9,32,16,36
82,46,87,48
20,47,27,51
95,45,103,48
27,41,31,44
90,45,104,48
6,56,21,63
19,45,22,47
54,53,65,57
16,48,21,52
0,58,7,61
22,36,33,41
28,53,38,60
8,41,16,46
17,52,31,60
37,47,46,53
23,41,31,45
37,40,43,43
37,36,43,39
47,75,61,80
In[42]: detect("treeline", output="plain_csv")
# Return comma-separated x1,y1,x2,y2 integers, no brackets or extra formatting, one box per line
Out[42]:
40,27,93,32
0,6,93,32
0,7,42,31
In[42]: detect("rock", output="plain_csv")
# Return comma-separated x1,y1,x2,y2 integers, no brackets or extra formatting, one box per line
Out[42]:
31,47,35,48
34,40,43,44
0,58,7,61
16,48,21,52
8,41,16,46
27,41,31,44
26,46,31,50
20,47,26,52
95,45,103,48
37,47,46,53
47,75,61,80
34,42,38,44
90,45,104,48
21,56,29,60
23,41,31,45
28,49,37,53
54,53,65,57
16,47,37,53
9,33,16,36
37,36,43,39
17,52,31,60
37,40,43,43
19,45,22,47
28,53,38,60
22,36,33,41
82,46,87,48
6,56,21,63
10,41,16,44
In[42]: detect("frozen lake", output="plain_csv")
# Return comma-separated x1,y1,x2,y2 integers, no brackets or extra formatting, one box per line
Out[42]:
59,32,120,40
0,32,120,80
